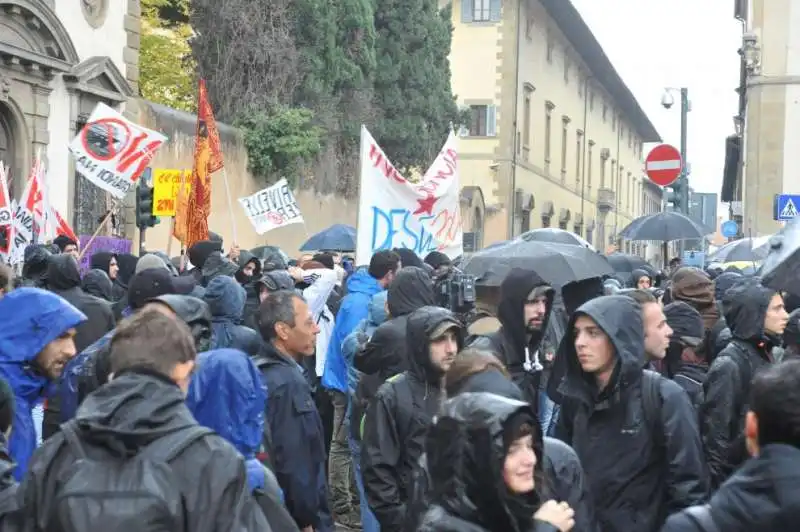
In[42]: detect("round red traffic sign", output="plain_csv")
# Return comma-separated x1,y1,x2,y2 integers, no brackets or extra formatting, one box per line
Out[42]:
645,144,682,187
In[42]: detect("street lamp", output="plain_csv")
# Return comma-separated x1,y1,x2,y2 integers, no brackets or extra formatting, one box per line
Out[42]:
733,114,744,136
742,32,761,76
661,87,690,255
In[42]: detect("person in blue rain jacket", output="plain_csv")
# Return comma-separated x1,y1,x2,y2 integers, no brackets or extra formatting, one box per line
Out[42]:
0,288,86,479
187,349,298,531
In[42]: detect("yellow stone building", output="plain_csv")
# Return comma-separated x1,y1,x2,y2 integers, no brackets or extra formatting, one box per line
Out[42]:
447,0,663,253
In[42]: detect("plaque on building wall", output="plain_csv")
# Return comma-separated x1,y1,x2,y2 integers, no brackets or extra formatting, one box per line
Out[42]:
81,0,109,28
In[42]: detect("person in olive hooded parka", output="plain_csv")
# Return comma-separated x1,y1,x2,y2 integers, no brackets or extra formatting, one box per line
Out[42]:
471,269,555,412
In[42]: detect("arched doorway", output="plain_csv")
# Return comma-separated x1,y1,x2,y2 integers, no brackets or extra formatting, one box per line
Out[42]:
0,103,18,196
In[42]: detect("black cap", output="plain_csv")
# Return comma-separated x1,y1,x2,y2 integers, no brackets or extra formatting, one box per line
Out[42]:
128,268,196,310
664,301,704,347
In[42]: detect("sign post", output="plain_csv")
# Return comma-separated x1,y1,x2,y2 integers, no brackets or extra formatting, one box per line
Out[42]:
645,144,683,187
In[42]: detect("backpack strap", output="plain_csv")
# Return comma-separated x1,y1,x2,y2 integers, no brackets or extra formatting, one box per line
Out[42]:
60,421,87,459
142,426,215,463
641,370,664,449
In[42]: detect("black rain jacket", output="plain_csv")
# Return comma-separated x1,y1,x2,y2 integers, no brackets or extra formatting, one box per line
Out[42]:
471,269,554,410
81,269,114,301
19,371,270,531
662,444,800,531
701,279,777,489
554,295,708,532
361,306,464,532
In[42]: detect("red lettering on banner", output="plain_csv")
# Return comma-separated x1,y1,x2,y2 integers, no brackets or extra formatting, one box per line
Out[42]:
431,208,460,245
369,143,405,184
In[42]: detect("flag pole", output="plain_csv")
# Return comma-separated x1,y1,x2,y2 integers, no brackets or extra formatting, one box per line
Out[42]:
220,167,237,243
78,208,114,260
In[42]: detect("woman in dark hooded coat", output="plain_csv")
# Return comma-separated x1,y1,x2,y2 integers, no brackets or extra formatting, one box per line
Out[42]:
110,253,139,317
81,269,114,302
418,391,575,532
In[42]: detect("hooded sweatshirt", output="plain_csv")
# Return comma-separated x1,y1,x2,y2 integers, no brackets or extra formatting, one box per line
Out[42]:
81,269,114,302
555,295,708,532
671,268,720,331
323,267,385,394
111,253,139,317
203,276,261,356
187,349,298,531
20,245,51,289
0,288,86,479
630,269,652,289
703,279,779,488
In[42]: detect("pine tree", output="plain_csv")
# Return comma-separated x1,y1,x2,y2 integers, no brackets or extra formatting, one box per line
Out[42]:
373,0,460,173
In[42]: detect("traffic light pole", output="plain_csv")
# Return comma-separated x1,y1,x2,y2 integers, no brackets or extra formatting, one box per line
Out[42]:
679,88,689,257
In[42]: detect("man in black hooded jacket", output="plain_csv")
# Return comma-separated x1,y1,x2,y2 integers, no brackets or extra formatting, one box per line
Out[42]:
702,278,788,489
471,268,554,413
361,306,464,532
555,295,708,532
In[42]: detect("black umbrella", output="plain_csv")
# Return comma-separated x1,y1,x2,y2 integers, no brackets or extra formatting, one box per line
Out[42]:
461,240,613,288
619,211,710,241
708,237,769,263
606,252,656,286
760,220,800,295
519,228,595,250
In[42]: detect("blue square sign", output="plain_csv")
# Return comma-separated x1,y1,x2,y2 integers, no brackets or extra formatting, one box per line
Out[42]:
774,194,800,221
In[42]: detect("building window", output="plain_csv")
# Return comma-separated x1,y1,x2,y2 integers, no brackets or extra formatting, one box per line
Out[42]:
522,86,533,160
544,101,554,167
600,152,607,188
627,171,633,212
610,160,617,192
561,116,570,181
628,129,633,149
586,227,594,247
578,73,583,97
575,129,583,188
473,0,491,21
573,222,583,237
620,125,625,143
587,140,595,190
589,89,595,111
467,105,497,136
602,103,608,122
525,13,534,39
542,215,551,228
546,30,554,63
563,55,570,84
559,219,568,230
612,113,616,132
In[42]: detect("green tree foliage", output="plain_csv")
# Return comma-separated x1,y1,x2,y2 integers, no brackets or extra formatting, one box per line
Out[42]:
237,107,324,188
373,0,460,173
140,0,195,112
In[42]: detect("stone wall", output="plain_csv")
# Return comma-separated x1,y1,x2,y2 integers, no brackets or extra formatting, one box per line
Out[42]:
129,99,358,256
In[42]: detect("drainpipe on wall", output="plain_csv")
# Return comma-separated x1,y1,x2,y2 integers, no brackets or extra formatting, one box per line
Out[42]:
507,0,523,239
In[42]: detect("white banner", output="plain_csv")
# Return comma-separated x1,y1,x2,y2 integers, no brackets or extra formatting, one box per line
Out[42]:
68,103,167,198
238,178,305,235
355,126,463,265
0,163,10,227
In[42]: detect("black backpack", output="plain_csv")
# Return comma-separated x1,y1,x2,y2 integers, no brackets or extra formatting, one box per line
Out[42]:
48,422,212,532
251,355,276,470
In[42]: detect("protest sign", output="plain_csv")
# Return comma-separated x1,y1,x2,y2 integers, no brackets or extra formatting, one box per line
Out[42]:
355,126,463,265
78,235,132,274
238,178,304,235
152,169,191,216
69,103,167,199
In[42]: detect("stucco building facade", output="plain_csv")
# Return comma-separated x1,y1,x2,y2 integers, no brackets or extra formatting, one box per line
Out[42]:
447,0,663,252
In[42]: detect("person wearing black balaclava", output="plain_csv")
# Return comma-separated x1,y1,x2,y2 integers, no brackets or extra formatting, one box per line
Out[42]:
110,253,139,313
186,240,223,284
471,268,554,413
18,244,52,289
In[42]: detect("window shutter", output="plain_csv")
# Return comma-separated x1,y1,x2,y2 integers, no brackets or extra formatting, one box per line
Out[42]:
490,0,502,21
461,0,473,22
487,105,497,136
458,125,470,137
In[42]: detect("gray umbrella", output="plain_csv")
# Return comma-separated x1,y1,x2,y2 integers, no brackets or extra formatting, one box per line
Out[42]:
519,228,596,250
619,211,710,241
760,219,800,295
708,238,769,263
462,239,613,287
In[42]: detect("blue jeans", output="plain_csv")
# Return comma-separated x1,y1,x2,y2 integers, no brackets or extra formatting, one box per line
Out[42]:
349,436,380,532
539,388,560,437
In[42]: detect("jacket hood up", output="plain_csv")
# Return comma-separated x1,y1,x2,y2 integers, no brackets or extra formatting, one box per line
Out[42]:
114,253,139,289
74,372,197,456
387,266,436,317
21,244,51,283
201,251,239,286
723,278,777,342
46,254,82,291
81,269,113,301
556,295,645,405
89,252,115,274
188,240,222,270
345,267,382,298
186,349,266,458
497,269,554,354
406,306,464,384
426,392,539,531
235,250,262,284
671,267,720,330
630,269,651,288
149,295,213,353
203,276,247,349
714,271,742,302
369,290,389,326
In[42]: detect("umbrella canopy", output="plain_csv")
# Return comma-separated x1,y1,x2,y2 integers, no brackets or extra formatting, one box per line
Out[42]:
708,237,769,263
461,239,613,288
606,252,651,274
619,211,710,241
758,221,800,295
300,224,357,252
519,228,595,250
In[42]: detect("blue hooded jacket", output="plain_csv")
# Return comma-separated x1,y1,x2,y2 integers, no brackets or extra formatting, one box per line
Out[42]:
342,291,388,397
186,349,267,491
0,288,86,480
322,268,383,393
203,276,261,356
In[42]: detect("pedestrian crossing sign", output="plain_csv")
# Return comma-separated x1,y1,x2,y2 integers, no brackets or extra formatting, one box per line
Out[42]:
774,194,800,221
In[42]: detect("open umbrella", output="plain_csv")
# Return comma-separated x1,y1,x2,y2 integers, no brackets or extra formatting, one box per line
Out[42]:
519,228,596,250
759,220,800,295
300,224,357,252
462,240,613,288
606,253,656,286
708,237,770,263
619,211,710,241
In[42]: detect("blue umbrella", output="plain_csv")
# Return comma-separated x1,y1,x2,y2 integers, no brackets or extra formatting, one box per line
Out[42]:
300,224,357,251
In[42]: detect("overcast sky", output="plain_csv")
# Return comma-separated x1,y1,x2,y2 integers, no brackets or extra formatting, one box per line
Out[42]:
571,0,742,199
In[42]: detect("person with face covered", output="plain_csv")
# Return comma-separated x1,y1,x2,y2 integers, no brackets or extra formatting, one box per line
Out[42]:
554,295,708,531
471,268,554,413
0,288,86,479
702,278,789,489
361,306,464,532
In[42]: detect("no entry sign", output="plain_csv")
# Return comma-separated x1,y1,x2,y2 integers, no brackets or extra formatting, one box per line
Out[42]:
645,144,682,187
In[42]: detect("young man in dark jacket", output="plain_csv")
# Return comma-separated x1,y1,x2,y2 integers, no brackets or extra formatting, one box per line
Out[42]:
361,306,464,532
18,310,268,531
664,301,708,410
555,295,708,532
702,278,788,489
